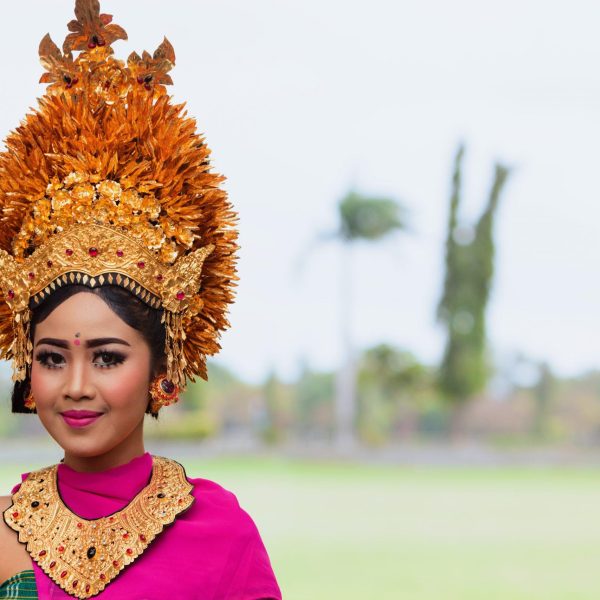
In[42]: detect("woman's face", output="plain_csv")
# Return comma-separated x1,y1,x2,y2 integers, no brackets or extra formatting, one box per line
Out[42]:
30,291,152,463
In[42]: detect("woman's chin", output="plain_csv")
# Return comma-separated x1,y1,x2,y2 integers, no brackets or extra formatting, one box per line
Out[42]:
46,424,109,458
60,439,108,458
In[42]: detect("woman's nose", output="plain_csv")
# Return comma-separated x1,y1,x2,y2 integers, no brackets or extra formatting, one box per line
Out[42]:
63,359,96,401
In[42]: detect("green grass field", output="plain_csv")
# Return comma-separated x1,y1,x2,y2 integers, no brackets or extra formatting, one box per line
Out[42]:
2,456,599,600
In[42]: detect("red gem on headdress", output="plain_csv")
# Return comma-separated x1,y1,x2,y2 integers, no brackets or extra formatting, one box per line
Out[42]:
116,249,124,257
122,533,129,540
73,581,78,588
47,260,53,268
89,247,99,257
61,571,68,578
137,261,145,269
137,76,144,85
112,560,119,568
77,522,83,528
49,561,56,569
126,548,133,555
86,584,91,593
39,550,47,557
58,545,65,552
12,511,18,518
100,574,106,581
7,290,14,300
139,534,147,542
65,249,73,256
28,272,35,280
156,274,163,281
176,291,185,300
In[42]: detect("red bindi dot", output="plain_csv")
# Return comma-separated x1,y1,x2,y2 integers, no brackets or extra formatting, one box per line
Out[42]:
74,339,81,346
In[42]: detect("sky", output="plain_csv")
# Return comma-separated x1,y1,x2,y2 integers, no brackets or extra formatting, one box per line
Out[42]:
0,0,598,384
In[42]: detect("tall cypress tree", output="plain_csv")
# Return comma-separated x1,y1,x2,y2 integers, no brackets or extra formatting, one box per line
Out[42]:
436,145,510,414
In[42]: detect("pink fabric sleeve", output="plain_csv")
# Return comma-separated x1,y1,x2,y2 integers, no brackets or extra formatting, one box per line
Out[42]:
210,490,282,600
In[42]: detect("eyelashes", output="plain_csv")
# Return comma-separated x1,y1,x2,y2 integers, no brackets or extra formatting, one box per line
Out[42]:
34,349,127,370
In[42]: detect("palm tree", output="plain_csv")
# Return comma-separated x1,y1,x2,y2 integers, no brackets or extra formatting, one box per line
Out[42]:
333,190,409,449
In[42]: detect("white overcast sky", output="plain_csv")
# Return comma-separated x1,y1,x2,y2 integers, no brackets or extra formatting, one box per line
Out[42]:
0,1,598,384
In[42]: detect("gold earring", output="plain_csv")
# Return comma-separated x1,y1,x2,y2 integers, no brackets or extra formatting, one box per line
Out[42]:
24,390,36,411
149,375,180,414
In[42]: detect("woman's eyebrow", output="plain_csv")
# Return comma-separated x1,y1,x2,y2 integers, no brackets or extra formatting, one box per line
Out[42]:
35,337,131,348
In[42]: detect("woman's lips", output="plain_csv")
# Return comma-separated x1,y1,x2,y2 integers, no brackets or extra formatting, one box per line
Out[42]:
60,411,103,429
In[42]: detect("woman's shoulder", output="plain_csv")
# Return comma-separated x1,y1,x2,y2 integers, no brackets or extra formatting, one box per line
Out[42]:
186,475,250,515
187,475,241,505
0,495,33,583
183,475,263,536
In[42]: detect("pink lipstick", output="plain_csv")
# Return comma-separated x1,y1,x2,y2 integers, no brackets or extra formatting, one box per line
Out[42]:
61,410,103,429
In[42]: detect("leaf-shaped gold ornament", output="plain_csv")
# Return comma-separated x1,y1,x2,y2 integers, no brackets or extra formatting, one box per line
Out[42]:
63,0,127,54
38,34,79,89
127,38,176,91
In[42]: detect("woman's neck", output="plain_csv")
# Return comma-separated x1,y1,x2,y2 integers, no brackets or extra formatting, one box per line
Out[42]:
62,420,146,472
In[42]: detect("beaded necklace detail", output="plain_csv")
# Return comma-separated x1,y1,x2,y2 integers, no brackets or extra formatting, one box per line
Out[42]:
2,455,194,599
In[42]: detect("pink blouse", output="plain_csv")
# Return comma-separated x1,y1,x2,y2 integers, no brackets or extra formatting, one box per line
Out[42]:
10,452,282,600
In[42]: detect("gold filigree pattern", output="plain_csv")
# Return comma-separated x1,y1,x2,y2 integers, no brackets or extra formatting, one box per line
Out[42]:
14,173,195,264
3,456,194,599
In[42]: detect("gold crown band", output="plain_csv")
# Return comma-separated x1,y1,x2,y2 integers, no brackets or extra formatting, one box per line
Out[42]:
0,224,213,386
0,224,214,314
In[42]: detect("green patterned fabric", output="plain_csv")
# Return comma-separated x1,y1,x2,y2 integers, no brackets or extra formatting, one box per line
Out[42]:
0,570,37,599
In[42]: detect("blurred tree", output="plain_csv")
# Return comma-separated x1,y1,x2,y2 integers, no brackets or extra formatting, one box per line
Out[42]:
260,370,295,444
334,190,409,449
436,145,510,434
295,362,335,440
357,344,431,444
159,361,257,440
532,361,556,439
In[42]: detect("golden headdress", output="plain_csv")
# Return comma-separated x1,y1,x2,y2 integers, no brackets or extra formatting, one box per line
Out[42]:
0,0,238,390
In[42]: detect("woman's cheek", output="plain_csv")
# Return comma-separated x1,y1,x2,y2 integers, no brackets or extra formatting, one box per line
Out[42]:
30,365,60,407
99,361,149,409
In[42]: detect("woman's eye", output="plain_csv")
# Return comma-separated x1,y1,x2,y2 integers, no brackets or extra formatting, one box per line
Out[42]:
93,351,126,368
35,351,65,369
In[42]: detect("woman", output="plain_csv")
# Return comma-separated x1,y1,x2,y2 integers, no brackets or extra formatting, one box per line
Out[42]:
0,1,281,598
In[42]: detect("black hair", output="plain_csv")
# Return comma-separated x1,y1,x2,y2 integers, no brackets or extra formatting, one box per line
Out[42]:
11,285,166,419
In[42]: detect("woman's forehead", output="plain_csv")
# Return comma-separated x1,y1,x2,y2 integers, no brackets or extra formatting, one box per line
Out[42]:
35,292,136,338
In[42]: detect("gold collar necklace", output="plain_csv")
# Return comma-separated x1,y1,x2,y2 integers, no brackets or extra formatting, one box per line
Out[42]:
3,455,194,599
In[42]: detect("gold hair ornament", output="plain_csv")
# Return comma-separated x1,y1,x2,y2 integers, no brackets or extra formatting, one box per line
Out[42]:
0,0,239,392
